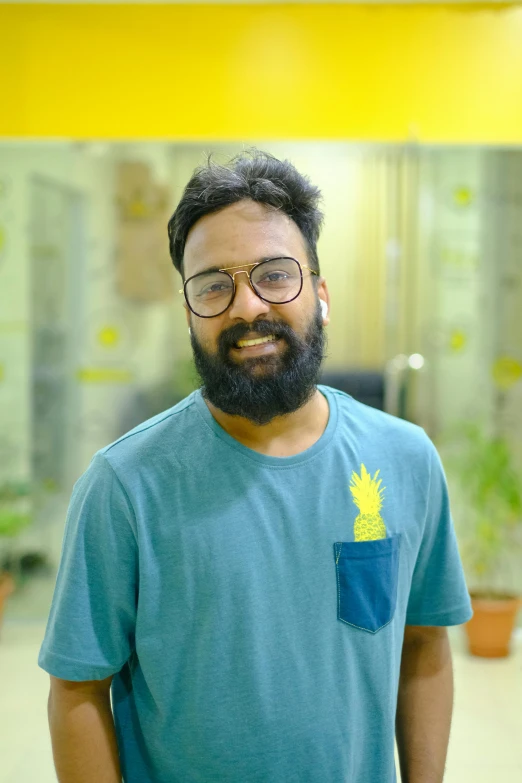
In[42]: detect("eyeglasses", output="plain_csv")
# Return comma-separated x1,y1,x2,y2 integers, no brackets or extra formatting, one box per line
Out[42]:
179,257,318,318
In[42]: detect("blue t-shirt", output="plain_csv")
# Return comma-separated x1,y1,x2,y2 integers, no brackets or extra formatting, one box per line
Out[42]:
38,385,473,783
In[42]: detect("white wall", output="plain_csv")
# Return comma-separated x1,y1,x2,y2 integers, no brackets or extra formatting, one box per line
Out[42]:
416,148,496,435
0,143,180,564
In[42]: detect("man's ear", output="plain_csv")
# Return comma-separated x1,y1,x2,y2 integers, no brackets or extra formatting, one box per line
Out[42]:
318,278,330,326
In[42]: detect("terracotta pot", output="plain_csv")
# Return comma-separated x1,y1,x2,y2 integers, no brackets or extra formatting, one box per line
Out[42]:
464,591,522,658
0,571,16,639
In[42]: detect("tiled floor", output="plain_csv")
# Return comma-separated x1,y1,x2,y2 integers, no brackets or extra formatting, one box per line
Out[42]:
1,577,522,782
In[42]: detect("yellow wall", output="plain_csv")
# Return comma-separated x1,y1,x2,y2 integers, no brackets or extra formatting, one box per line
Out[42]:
1,4,522,142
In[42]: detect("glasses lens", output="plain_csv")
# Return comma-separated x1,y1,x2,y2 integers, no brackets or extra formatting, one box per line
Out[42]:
251,258,302,303
185,271,234,317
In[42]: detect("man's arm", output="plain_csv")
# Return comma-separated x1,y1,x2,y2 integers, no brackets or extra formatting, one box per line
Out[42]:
395,626,454,783
48,674,122,783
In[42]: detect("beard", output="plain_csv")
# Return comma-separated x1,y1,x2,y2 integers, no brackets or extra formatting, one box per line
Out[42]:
189,299,327,426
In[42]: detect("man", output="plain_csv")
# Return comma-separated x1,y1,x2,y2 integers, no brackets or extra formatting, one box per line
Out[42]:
39,150,473,783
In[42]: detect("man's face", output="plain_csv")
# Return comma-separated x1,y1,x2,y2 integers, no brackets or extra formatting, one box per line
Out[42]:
182,199,330,425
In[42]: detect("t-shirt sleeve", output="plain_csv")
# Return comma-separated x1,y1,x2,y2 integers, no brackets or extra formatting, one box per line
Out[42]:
405,434,474,627
38,452,138,681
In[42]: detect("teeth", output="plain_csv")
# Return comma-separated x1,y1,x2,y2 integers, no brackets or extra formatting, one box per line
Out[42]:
236,335,277,348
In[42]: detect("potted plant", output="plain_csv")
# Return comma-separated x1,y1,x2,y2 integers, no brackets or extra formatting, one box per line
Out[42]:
0,480,32,637
438,422,522,658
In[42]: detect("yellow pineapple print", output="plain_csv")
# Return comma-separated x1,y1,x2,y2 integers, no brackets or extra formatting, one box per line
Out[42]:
349,464,387,541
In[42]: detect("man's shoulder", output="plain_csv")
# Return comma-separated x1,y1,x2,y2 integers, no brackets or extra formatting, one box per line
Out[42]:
322,384,433,458
97,390,202,471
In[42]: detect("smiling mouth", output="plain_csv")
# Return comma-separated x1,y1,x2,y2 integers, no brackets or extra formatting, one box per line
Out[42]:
235,335,278,349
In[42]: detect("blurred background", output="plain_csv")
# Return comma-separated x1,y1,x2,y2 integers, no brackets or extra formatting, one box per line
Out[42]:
1,2,522,781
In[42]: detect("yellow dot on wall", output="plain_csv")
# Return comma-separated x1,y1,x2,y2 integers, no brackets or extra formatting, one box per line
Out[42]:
449,330,467,352
129,198,148,218
76,367,133,384
453,187,474,207
492,357,522,390
0,225,6,251
97,326,120,348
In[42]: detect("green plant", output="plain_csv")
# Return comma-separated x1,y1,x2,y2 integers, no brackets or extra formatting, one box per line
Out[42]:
0,481,32,540
437,422,522,598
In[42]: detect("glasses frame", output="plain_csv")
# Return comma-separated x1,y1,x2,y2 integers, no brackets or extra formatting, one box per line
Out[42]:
179,256,319,318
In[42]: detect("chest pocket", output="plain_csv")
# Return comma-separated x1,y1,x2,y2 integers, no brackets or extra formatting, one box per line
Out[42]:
334,534,401,633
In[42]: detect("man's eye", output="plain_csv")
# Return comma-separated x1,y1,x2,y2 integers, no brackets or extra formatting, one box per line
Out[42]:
200,283,229,295
259,272,289,283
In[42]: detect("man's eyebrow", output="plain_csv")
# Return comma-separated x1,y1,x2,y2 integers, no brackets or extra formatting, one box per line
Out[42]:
192,257,278,276
196,264,226,275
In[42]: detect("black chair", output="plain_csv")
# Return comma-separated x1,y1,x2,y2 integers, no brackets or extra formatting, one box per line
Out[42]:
319,370,385,411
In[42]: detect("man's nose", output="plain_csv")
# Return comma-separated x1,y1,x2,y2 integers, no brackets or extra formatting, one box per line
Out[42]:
227,271,271,321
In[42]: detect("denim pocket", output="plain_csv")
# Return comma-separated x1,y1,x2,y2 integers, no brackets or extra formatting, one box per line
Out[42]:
334,534,401,633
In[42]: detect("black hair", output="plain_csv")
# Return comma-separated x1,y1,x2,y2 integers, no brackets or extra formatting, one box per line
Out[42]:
167,149,324,279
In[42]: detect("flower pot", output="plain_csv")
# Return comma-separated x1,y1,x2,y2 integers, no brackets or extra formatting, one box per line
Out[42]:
464,591,522,658
0,570,16,639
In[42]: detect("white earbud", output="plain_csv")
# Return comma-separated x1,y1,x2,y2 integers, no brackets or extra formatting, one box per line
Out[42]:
320,300,328,319
188,327,192,336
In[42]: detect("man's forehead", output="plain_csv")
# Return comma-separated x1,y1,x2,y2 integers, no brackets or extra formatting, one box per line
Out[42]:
183,200,307,276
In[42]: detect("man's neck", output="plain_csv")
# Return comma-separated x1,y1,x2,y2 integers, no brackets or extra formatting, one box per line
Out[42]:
204,388,330,457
